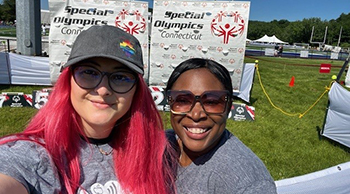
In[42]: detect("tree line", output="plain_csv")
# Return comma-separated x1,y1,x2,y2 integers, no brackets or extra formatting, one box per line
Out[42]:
1,0,349,48
248,13,350,48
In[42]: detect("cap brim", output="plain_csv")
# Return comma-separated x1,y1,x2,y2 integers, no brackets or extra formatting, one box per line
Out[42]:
62,54,144,75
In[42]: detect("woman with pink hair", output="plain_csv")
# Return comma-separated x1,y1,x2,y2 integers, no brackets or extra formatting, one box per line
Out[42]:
0,25,176,194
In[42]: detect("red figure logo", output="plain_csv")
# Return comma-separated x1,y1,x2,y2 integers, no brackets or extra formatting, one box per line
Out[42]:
115,9,146,35
211,11,245,44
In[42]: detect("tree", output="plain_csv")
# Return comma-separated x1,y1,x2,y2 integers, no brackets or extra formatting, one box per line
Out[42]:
0,0,16,23
247,13,350,46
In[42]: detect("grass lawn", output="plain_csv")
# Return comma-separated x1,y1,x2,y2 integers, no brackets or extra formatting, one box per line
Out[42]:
230,56,350,180
0,26,16,37
1,56,350,181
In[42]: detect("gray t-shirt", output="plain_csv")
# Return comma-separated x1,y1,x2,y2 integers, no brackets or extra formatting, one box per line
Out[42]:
167,129,277,194
0,138,125,194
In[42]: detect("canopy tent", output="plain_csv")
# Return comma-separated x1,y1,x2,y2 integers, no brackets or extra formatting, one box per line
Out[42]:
252,35,287,44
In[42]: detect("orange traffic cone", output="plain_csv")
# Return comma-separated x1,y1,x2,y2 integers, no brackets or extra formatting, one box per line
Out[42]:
289,76,295,87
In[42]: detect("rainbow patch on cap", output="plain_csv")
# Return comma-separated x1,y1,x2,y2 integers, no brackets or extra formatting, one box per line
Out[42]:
120,40,136,58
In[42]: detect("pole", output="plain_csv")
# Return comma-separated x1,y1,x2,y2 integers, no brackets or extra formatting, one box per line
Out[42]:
7,39,10,52
336,56,349,82
15,0,42,56
337,26,342,47
310,26,314,43
322,26,328,45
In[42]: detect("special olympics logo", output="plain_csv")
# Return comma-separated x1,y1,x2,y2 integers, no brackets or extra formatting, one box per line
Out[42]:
211,11,245,44
12,95,20,103
236,106,245,114
115,9,146,35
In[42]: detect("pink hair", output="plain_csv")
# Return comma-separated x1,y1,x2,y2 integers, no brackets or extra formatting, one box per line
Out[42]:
113,74,176,193
0,68,176,194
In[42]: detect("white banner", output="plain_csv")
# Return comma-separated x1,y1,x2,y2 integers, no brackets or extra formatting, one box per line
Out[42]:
264,48,275,56
9,53,51,85
0,52,10,84
300,50,309,58
149,1,250,92
48,0,149,83
330,52,339,60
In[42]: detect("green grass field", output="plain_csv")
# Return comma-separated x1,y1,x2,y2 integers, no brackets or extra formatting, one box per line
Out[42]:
0,27,16,37
1,56,350,181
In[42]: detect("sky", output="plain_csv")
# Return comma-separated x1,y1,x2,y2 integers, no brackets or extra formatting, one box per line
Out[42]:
40,0,350,22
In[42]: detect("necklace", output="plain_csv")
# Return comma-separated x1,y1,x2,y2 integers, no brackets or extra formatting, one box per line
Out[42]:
83,136,114,156
96,144,113,156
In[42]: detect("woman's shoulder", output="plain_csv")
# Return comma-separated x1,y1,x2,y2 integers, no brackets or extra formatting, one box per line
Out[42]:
1,137,45,151
207,131,276,192
211,130,273,175
197,130,269,175
220,130,259,157
1,136,46,150
0,138,53,167
0,137,58,175
0,138,61,192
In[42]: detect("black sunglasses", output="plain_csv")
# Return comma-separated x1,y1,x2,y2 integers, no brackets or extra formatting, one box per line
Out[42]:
167,90,230,115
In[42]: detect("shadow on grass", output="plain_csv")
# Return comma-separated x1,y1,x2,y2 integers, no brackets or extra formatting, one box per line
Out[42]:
0,85,11,90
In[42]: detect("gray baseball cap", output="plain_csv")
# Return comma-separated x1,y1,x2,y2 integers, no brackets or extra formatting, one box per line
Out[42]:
63,25,144,74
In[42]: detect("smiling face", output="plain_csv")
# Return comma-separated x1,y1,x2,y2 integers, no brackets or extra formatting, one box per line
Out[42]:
70,57,137,139
170,68,229,162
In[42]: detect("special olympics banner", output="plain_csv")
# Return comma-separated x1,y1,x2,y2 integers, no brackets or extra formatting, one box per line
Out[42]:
229,103,255,121
0,93,32,108
48,0,149,83
149,86,169,111
149,1,250,91
32,88,53,109
265,48,275,56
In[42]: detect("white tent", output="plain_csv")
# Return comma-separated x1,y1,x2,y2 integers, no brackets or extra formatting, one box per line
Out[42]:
253,35,287,44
